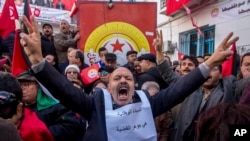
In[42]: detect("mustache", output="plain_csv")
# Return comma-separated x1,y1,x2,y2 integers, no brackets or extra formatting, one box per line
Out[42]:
183,69,191,72
117,83,129,89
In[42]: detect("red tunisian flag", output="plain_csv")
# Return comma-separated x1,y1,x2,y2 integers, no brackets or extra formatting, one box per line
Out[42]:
81,63,100,85
0,0,19,39
166,0,191,15
222,43,237,77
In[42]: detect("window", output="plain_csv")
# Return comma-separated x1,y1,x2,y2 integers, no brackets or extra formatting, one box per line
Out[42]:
179,25,215,57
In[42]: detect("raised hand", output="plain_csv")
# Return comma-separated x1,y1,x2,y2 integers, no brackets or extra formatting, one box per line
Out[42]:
205,32,239,69
153,29,163,52
153,29,165,63
20,15,43,65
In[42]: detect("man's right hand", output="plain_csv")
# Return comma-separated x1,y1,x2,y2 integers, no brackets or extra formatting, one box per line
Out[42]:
205,32,239,69
20,15,43,66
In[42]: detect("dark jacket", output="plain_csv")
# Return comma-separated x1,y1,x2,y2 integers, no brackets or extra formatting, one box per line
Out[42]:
2,31,15,59
239,81,250,105
174,76,237,141
41,35,56,57
26,103,84,141
136,67,168,90
34,62,207,141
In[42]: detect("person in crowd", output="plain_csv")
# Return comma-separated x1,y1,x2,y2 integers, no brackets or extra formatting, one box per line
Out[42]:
105,53,117,68
196,56,204,64
164,54,172,66
142,81,169,141
55,0,65,10
0,72,23,126
0,117,22,141
203,53,211,61
239,81,250,105
0,56,11,72
45,54,60,71
19,15,238,141
54,19,80,72
64,64,84,90
41,23,57,58
68,49,89,71
97,47,108,68
92,79,108,89
195,103,250,141
155,30,248,141
175,65,181,76
134,60,143,81
98,66,115,83
122,50,137,74
91,80,108,95
32,0,52,8
136,53,168,90
2,31,15,60
17,71,85,141
235,52,250,100
172,60,179,72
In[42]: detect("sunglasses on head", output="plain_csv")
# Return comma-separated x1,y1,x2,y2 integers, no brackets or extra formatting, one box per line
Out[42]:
66,71,78,74
99,71,108,76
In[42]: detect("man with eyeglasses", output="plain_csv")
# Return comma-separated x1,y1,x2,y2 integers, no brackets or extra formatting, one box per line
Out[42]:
17,71,85,141
98,66,115,83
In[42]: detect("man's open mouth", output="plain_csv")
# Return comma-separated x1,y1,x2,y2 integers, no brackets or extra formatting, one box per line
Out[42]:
118,87,128,99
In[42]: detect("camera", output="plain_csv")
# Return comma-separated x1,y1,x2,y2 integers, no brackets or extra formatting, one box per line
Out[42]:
0,91,19,119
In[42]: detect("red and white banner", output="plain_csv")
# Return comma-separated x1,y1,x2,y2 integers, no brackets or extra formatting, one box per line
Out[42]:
77,2,157,66
209,0,250,25
0,0,72,24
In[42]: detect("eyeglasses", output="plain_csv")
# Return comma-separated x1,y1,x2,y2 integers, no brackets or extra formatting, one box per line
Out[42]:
66,71,78,74
99,71,108,76
20,82,36,89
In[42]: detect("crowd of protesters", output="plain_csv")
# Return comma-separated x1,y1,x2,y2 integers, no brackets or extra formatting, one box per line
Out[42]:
0,15,250,141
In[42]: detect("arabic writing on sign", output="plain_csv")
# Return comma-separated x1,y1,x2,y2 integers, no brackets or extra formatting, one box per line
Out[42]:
116,122,148,133
222,1,250,12
239,8,250,14
117,107,142,117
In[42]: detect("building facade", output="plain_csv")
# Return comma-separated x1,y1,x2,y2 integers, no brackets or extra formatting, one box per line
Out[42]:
157,0,250,61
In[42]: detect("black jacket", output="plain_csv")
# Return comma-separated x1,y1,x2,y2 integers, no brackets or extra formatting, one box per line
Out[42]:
136,67,169,90
41,35,56,57
34,62,207,141
26,103,84,141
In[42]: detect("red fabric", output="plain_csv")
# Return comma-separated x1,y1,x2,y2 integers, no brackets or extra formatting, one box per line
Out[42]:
34,7,41,17
222,43,236,77
178,52,185,61
0,0,19,39
81,64,100,85
11,31,29,76
19,108,54,141
0,57,8,67
166,0,191,15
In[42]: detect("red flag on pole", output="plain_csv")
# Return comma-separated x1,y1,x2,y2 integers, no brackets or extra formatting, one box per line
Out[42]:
0,0,19,39
166,0,191,15
81,64,100,85
178,52,185,61
222,43,236,77
11,31,29,76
